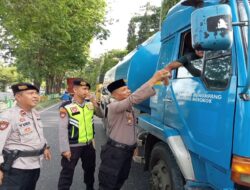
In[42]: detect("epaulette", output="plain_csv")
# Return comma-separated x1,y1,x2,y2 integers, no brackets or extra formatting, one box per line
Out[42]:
59,100,71,108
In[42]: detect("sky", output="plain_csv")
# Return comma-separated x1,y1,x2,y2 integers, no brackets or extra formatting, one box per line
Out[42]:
90,0,162,58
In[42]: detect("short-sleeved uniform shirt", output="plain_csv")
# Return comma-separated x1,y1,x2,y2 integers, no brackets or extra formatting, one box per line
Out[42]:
0,105,47,169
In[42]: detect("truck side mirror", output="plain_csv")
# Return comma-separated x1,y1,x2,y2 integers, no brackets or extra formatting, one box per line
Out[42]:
191,4,233,50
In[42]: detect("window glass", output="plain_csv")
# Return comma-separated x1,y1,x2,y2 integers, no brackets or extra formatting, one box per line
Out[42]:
158,37,176,69
203,50,232,89
177,58,203,78
176,31,203,78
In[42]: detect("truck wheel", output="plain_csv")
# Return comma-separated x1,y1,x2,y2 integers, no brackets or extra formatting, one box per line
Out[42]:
149,142,184,190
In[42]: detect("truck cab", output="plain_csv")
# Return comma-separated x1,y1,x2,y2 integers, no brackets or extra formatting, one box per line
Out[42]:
134,0,250,189
101,0,250,189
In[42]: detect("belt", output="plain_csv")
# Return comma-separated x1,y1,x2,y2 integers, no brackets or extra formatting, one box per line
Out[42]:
3,144,46,158
107,138,136,152
70,140,92,147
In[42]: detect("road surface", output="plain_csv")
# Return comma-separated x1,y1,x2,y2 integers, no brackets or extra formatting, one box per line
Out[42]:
36,103,150,190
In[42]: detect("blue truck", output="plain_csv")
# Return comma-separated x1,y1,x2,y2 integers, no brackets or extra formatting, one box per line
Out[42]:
101,0,250,189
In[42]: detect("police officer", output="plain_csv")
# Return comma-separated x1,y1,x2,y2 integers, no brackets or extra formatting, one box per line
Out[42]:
98,69,169,190
58,79,102,190
0,82,51,190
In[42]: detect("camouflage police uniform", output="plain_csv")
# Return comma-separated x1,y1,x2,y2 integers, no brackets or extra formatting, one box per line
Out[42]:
58,79,102,190
98,79,156,190
0,83,49,190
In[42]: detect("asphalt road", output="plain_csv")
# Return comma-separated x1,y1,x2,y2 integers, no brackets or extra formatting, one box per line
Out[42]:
36,103,150,190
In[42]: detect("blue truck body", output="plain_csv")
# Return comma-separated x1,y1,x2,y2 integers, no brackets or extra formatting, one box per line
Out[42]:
101,0,250,189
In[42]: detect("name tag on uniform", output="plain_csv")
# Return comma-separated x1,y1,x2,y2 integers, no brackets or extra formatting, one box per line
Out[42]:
19,122,33,135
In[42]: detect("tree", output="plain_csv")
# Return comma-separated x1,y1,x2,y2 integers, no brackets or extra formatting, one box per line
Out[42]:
99,49,128,80
0,63,20,91
0,0,108,93
137,3,160,44
126,17,139,52
126,3,160,51
161,0,179,22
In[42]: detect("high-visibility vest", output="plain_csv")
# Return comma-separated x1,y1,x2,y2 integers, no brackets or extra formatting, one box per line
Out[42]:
64,102,94,144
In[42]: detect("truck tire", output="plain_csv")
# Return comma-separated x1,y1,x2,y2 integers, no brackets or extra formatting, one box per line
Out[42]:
149,142,184,190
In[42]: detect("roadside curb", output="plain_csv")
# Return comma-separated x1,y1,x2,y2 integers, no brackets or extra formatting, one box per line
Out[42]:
40,102,62,113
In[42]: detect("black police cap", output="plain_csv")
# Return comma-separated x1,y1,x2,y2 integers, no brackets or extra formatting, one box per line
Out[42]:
73,79,91,89
11,83,39,95
107,79,126,93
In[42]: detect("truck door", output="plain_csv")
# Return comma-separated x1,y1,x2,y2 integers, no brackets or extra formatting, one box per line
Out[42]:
163,31,236,170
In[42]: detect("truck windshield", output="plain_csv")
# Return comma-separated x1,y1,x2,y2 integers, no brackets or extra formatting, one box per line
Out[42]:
238,1,248,51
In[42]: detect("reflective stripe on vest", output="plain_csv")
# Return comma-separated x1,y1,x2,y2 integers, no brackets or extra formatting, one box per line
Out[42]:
65,102,94,144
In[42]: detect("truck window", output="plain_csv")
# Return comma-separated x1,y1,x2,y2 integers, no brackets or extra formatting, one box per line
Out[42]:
203,50,232,90
158,36,176,69
177,56,203,78
177,31,203,78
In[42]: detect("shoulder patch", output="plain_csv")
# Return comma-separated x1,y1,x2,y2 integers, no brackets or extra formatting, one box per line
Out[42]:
70,106,80,113
20,110,27,116
59,108,67,118
60,100,71,108
0,120,9,130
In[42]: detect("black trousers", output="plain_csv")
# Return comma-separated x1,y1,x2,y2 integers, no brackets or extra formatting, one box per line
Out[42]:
58,144,96,190
98,143,134,190
0,168,40,190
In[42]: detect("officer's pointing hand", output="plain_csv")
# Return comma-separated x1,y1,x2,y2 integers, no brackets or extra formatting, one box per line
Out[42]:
0,170,3,186
62,151,71,161
89,95,100,108
44,148,52,160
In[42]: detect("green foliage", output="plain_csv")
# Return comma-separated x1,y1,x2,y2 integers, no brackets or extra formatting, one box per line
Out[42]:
161,0,179,22
0,64,20,91
99,49,128,79
137,3,160,44
0,0,107,93
126,3,160,52
126,17,139,52
88,49,128,88
57,49,127,91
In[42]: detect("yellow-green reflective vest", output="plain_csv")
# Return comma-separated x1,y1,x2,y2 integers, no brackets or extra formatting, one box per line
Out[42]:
65,102,94,144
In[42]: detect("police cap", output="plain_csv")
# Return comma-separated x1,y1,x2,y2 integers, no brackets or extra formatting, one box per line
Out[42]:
11,83,39,95
73,79,91,89
107,79,126,93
